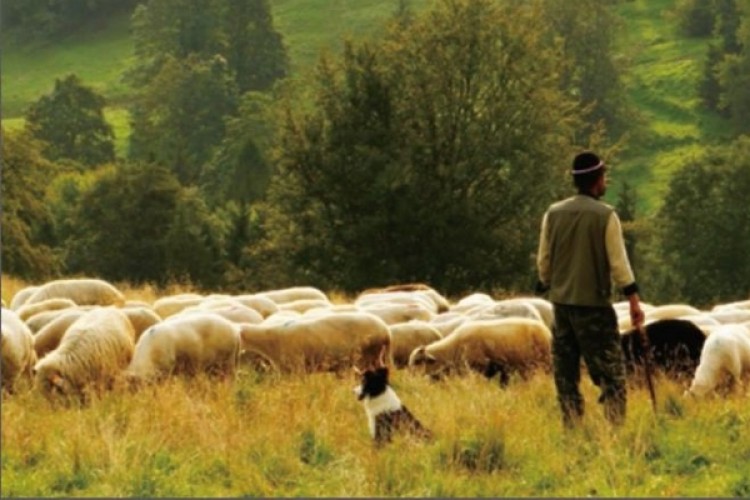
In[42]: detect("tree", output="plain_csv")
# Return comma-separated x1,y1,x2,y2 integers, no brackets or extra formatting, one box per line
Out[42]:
718,3,750,135
539,0,630,140
128,54,238,185
1,128,61,279
247,0,583,295
614,180,639,272
654,137,750,306
699,43,725,112
222,0,288,93
24,74,115,167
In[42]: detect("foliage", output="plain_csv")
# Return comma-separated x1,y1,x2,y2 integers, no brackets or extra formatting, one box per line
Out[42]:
539,0,631,140
250,0,583,295
127,54,239,185
24,74,115,167
672,0,715,38
0,0,139,43
649,136,750,306
718,4,750,135
0,128,60,280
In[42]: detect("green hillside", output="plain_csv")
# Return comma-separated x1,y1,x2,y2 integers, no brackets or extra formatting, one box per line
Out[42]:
0,0,730,216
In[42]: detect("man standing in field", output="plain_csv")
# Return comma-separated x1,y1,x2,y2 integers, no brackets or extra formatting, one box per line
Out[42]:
536,151,644,428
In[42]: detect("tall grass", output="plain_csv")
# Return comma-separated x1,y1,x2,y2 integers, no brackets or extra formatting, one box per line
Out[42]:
2,277,749,497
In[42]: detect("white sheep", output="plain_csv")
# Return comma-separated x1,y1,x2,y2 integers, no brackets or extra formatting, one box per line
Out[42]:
239,311,392,374
124,312,241,384
33,309,87,359
33,307,135,402
9,285,40,311
707,309,750,325
358,283,450,313
389,321,443,368
278,298,333,314
449,292,495,314
16,297,78,322
24,278,126,307
232,294,279,318
408,317,552,384
1,308,37,393
256,286,328,305
356,301,435,325
428,312,470,338
121,306,163,342
686,324,750,398
152,293,205,319
178,303,263,325
465,299,543,324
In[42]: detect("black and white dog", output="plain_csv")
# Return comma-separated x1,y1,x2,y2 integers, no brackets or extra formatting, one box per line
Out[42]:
353,352,432,445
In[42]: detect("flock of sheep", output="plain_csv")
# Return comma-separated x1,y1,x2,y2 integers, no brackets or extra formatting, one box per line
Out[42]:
2,278,750,404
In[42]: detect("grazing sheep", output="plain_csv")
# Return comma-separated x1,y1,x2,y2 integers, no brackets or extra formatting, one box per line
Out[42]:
9,286,40,311
239,312,392,374
124,312,241,384
33,309,87,359
232,294,279,318
257,286,328,305
357,287,450,314
121,306,163,342
24,278,126,307
686,324,750,398
1,308,37,393
24,307,89,333
33,307,135,402
357,301,435,325
152,293,204,319
429,312,470,338
620,319,706,380
465,299,543,324
707,309,750,325
408,318,552,384
179,303,263,325
389,321,443,368
278,298,332,314
16,298,78,322
450,293,495,314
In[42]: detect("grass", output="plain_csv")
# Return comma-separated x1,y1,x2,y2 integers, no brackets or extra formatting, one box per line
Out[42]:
2,275,750,496
612,0,734,215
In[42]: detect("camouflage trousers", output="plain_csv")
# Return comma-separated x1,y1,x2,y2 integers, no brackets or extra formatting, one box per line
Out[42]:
551,303,627,427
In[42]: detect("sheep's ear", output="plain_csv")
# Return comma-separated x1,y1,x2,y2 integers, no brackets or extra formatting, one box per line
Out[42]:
377,345,387,368
49,372,65,390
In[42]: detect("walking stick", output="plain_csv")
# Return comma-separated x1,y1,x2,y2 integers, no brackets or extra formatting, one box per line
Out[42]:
637,323,657,412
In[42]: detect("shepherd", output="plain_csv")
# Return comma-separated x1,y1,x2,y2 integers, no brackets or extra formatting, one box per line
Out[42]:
535,151,646,428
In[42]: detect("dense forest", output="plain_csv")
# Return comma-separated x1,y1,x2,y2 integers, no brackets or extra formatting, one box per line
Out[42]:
2,0,749,307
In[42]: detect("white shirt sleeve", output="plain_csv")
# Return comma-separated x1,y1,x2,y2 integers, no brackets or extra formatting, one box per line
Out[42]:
605,211,636,289
537,212,551,285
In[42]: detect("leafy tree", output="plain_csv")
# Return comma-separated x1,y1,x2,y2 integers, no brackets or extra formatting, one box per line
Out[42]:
654,137,750,306
248,0,583,295
1,128,61,279
64,162,182,284
200,91,274,206
222,0,288,93
24,74,115,167
713,0,741,54
540,0,630,139
699,43,725,112
615,180,638,267
718,4,750,135
673,0,715,37
128,54,238,185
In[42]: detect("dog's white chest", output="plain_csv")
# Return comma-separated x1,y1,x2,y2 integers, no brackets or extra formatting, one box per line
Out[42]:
362,387,402,438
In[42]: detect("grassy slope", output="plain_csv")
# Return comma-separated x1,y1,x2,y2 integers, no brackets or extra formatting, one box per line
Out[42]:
0,0,733,216
613,0,734,215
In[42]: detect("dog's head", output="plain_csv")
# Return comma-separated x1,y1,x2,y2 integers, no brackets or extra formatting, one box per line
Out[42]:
353,366,390,401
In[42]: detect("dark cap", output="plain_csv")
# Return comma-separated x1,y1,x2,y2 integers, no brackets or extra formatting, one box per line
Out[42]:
572,151,605,175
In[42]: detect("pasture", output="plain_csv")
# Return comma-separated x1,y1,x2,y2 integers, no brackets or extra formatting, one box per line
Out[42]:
2,276,749,497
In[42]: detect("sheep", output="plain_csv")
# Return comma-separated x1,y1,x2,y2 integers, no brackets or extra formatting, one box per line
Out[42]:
358,285,450,313
256,286,328,305
178,303,263,325
1,308,37,393
239,311,392,374
121,306,163,342
389,321,443,368
429,312,471,338
152,293,205,319
24,278,126,307
355,291,440,315
9,285,40,311
24,307,88,333
33,309,87,359
232,294,279,318
465,299,543,324
620,319,706,381
124,312,241,384
16,298,78,322
357,301,435,325
33,307,135,403
686,324,750,398
707,309,750,325
407,317,552,385
712,299,750,312
278,298,333,314
450,293,495,314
